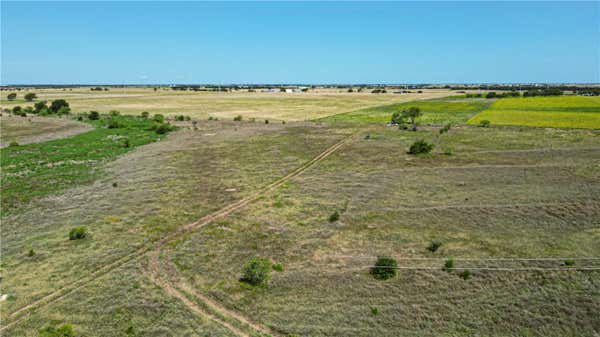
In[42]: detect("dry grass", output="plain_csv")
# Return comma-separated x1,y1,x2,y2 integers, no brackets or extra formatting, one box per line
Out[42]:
1,88,453,121
0,115,92,148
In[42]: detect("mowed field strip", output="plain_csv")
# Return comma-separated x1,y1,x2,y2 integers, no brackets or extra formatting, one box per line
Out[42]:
0,131,357,333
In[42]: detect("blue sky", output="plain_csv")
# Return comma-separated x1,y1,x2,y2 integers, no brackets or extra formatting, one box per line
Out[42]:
1,1,598,84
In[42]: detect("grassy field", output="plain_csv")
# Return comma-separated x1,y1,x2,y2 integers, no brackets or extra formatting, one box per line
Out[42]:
2,94,599,336
1,87,453,121
1,115,165,213
468,96,600,129
318,97,492,125
164,125,600,337
0,115,92,148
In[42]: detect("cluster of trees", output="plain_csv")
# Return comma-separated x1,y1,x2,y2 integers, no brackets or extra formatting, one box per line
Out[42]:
90,87,109,91
465,88,564,99
8,99,70,117
371,88,388,94
5,92,37,101
391,107,422,131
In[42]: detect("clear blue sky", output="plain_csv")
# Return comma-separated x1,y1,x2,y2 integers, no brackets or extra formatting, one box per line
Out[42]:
1,1,599,84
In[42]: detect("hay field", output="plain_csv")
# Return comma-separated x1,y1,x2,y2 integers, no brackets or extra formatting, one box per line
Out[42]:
468,96,600,129
1,88,453,121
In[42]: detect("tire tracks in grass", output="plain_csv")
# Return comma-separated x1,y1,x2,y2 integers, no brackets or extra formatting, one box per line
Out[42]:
1,132,357,334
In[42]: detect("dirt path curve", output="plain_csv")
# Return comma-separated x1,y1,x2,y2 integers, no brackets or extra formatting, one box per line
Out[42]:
142,133,357,337
1,132,357,333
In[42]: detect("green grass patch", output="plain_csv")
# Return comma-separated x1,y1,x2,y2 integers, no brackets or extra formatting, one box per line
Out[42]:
318,99,491,125
468,96,600,129
1,115,165,213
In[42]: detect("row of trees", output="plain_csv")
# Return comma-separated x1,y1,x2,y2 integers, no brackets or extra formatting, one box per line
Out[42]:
465,88,564,99
6,92,37,101
8,99,70,116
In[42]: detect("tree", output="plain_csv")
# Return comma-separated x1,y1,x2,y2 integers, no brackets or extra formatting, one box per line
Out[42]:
402,107,422,131
39,323,76,337
7,93,17,101
49,99,69,113
241,257,271,286
370,256,397,280
24,92,37,101
34,100,48,113
88,111,100,120
391,107,422,131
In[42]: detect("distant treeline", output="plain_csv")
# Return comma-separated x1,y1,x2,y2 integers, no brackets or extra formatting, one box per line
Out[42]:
467,88,567,99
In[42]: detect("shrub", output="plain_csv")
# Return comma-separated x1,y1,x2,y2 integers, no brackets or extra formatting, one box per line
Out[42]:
154,123,173,134
9,141,19,147
49,99,69,113
564,260,575,266
109,110,120,116
370,256,398,280
123,138,130,148
153,114,165,123
439,123,451,134
88,111,100,120
265,119,269,124
479,120,491,128
140,111,149,119
328,210,340,222
39,323,76,337
175,115,185,121
459,269,471,280
233,115,243,121
7,93,17,100
34,100,48,113
57,106,71,115
24,92,37,101
69,226,88,240
241,257,271,286
485,92,497,99
442,258,454,272
112,182,118,187
443,148,453,156
208,116,214,121
272,263,284,272
364,133,370,140
106,119,123,129
12,106,22,114
427,240,442,253
371,307,379,315
408,139,434,155
27,248,35,257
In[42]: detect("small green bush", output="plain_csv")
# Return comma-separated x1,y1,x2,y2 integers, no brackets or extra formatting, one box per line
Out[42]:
69,226,88,240
564,260,575,266
371,307,379,315
479,120,491,128
371,256,398,280
154,123,173,134
442,258,454,272
439,123,452,134
123,138,130,148
443,148,453,156
427,240,442,253
153,114,165,123
408,139,434,155
109,110,120,116
106,119,123,129
272,263,284,272
39,323,76,337
112,182,118,187
233,115,243,121
9,141,19,147
208,116,214,121
328,210,340,222
241,257,271,286
175,115,186,121
88,111,100,120
265,119,269,124
140,111,149,119
27,248,35,257
459,269,471,280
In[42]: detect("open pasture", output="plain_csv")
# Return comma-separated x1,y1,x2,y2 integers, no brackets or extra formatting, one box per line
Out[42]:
1,95,599,337
0,115,92,148
468,96,600,129
1,88,453,121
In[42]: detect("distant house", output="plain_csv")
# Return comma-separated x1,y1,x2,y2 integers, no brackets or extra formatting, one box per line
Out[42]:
284,88,293,93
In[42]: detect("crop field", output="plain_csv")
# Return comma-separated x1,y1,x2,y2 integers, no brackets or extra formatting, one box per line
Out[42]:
1,88,453,121
468,96,600,129
1,94,600,337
